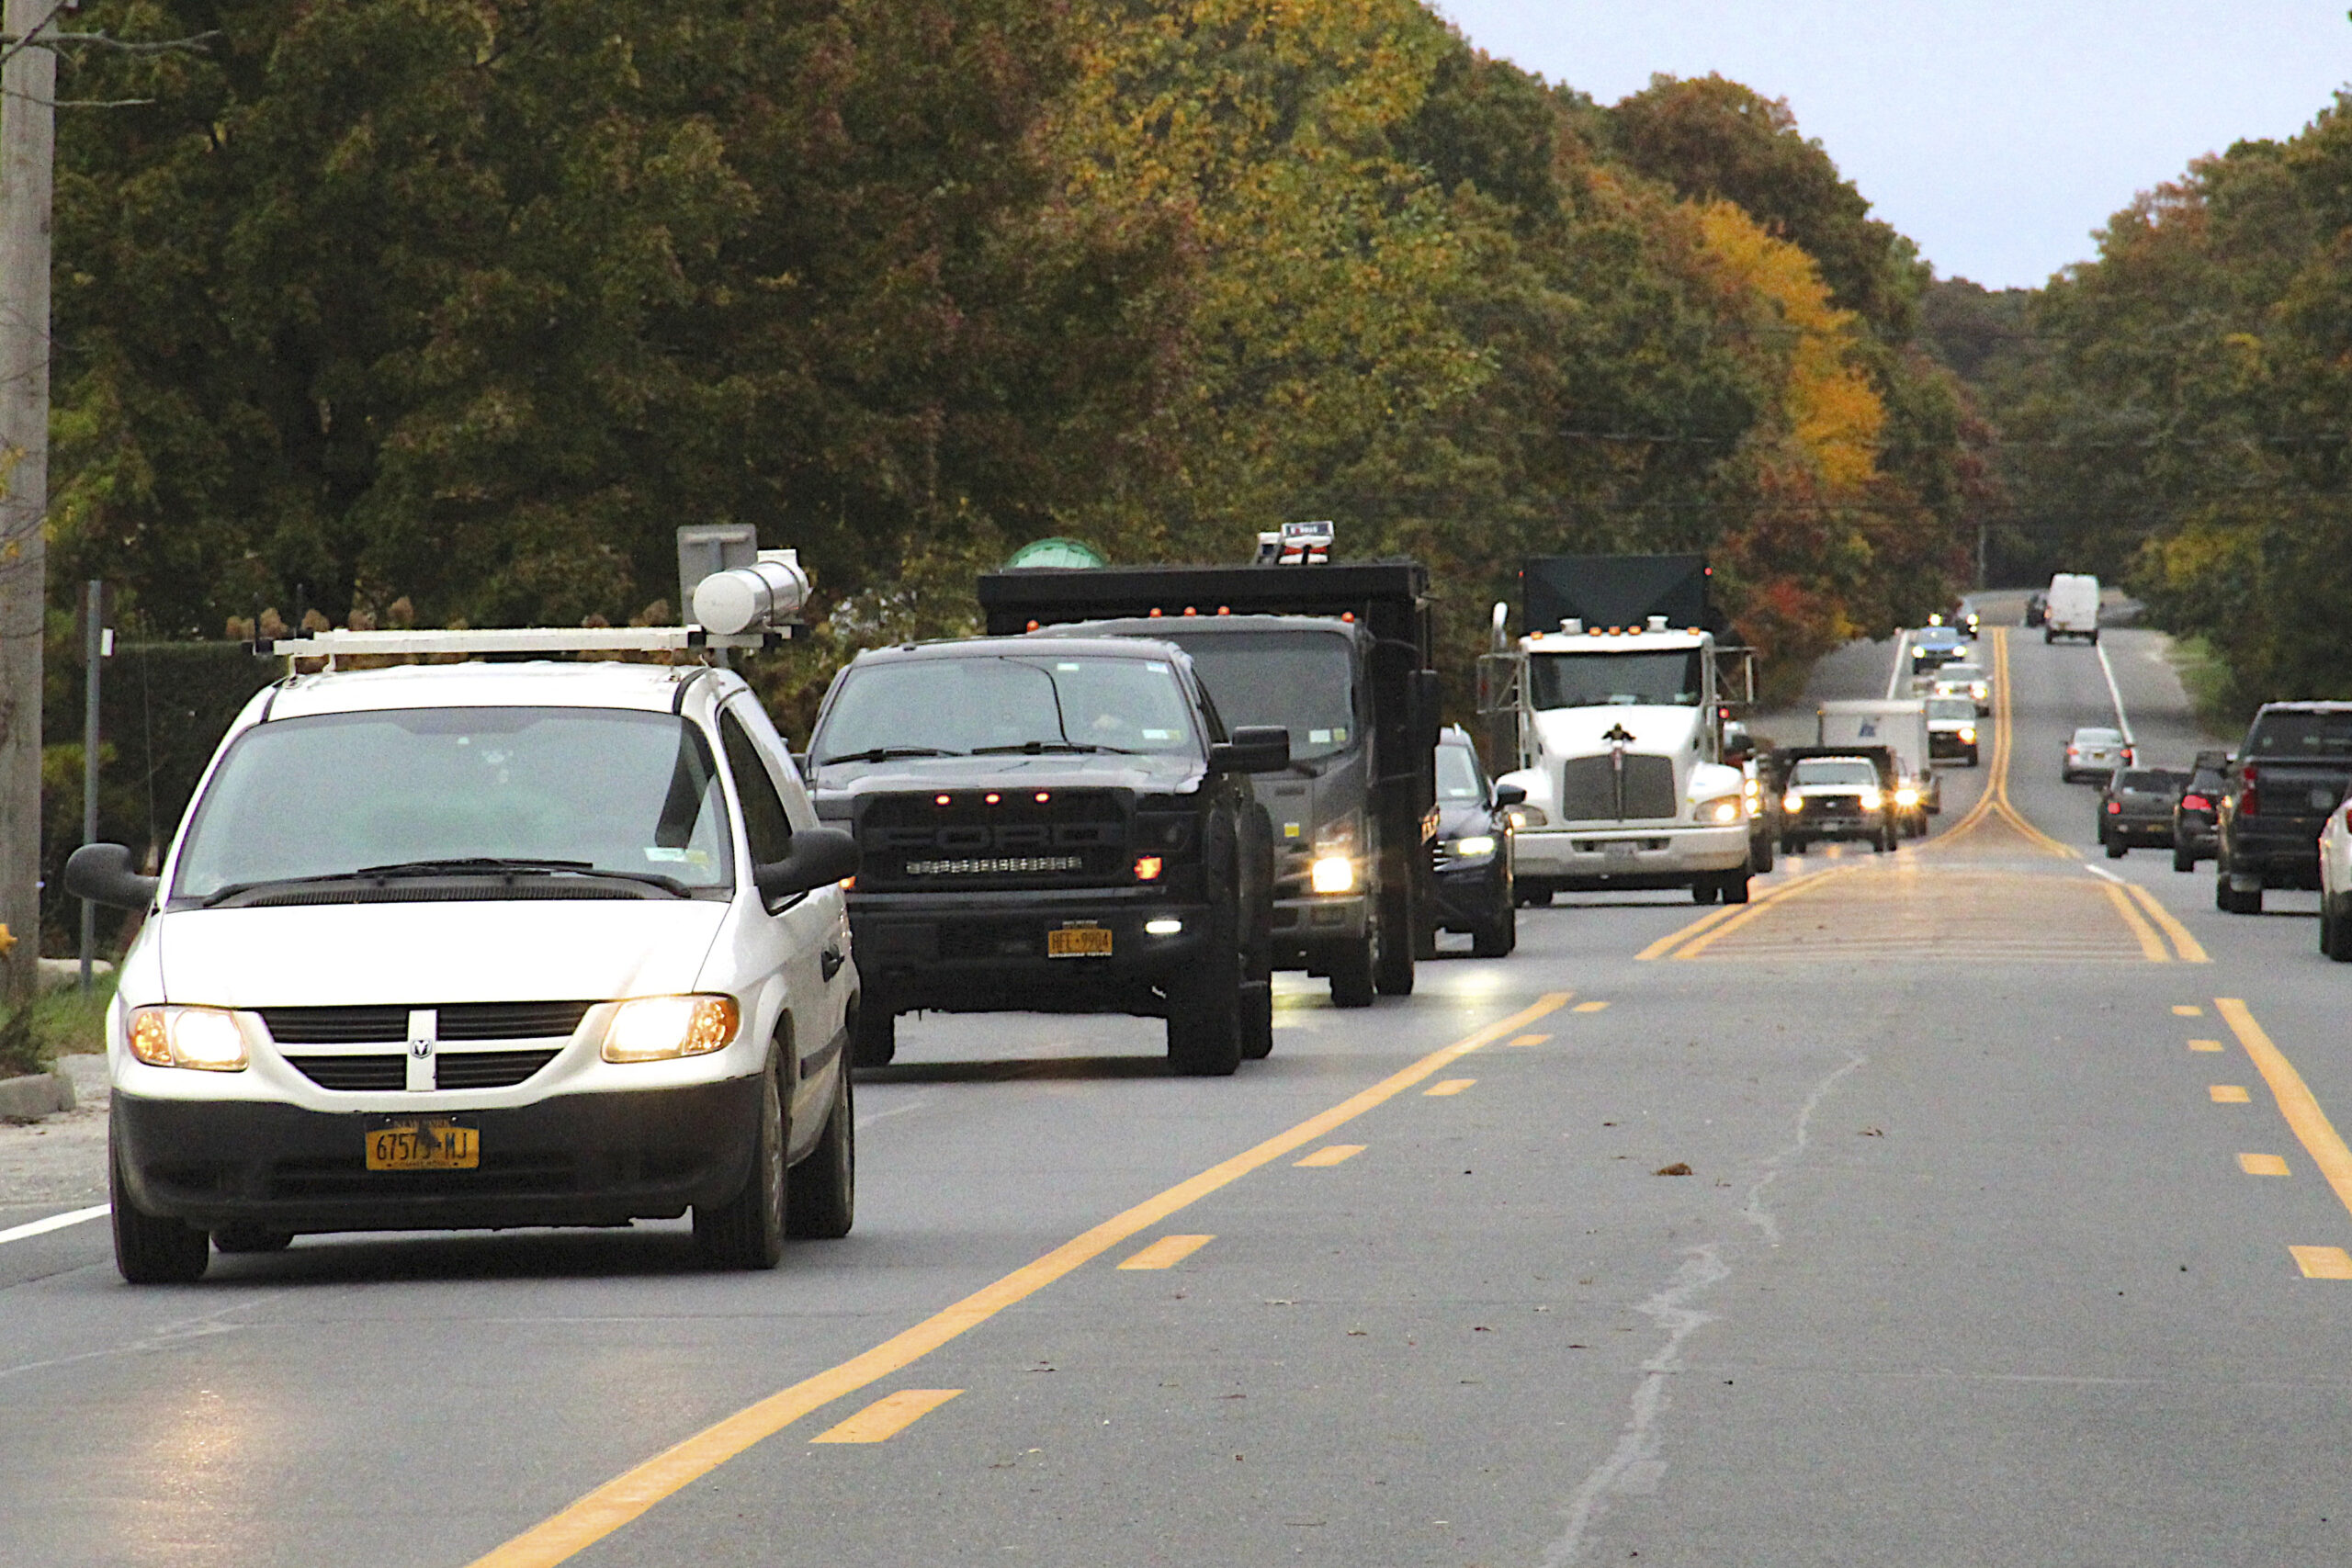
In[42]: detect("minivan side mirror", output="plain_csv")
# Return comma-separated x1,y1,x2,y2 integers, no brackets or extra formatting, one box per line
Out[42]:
1493,784,1528,808
753,827,862,902
64,842,158,911
1212,725,1291,773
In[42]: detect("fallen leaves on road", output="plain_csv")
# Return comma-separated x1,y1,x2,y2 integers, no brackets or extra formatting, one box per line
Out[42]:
1655,1161,1692,1176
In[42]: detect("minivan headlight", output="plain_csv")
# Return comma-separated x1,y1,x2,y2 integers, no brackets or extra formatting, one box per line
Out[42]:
602,995,741,1063
127,1006,250,1072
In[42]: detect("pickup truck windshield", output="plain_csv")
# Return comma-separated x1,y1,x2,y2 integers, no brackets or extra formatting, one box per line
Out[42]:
1793,759,1878,787
818,656,1198,761
1531,649,1703,708
174,707,733,899
1156,631,1355,761
2245,711,2352,758
1927,698,1974,721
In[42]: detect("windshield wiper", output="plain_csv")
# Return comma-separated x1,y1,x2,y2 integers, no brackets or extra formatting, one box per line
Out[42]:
816,746,964,765
970,740,1139,756
355,857,599,878
200,858,692,908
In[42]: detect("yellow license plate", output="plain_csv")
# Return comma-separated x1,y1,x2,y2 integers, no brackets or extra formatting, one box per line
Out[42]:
366,1123,480,1171
1047,925,1114,958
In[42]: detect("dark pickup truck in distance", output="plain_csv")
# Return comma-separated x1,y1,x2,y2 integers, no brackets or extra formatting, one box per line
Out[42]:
2215,702,2352,914
807,637,1283,1075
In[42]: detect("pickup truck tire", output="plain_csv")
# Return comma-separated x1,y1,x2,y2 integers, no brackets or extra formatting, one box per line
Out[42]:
785,1065,854,1240
1751,835,1774,874
1166,898,1245,1076
848,998,896,1069
111,1137,209,1284
1721,871,1751,905
1239,979,1274,1059
695,1061,786,1269
1374,887,1416,997
2215,873,2262,915
1690,877,1719,905
1329,921,1377,1009
1781,834,1803,857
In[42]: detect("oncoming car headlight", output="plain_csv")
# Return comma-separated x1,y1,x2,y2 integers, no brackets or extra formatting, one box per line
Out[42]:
1695,795,1744,826
1782,792,1804,814
126,1006,250,1072
1310,855,1357,895
1959,726,1977,743
1446,834,1498,862
1894,785,1920,809
602,995,741,1064
1859,787,1883,812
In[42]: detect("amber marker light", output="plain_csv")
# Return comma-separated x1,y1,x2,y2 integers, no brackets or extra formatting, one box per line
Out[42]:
984,792,1001,805
1134,855,1165,882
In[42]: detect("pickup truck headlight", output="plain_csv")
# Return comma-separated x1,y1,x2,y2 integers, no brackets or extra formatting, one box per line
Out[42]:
1859,788,1883,811
1445,834,1498,863
127,1005,249,1072
1311,855,1357,894
1959,726,1976,743
602,995,741,1063
1694,795,1744,826
1894,785,1920,809
1782,792,1804,814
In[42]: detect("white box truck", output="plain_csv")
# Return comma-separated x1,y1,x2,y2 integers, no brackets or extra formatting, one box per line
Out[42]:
2045,573,2100,644
1818,699,1937,835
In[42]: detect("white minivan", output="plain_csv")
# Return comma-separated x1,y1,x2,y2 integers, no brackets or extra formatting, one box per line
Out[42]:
68,651,863,1282
2045,573,2101,644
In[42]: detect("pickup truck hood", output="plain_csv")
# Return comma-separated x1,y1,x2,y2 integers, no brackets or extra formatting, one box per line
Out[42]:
151,899,729,1009
812,750,1207,800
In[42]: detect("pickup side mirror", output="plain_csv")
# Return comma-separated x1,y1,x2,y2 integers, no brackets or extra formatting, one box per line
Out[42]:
1493,784,1528,808
65,842,159,911
753,827,862,902
1212,725,1291,773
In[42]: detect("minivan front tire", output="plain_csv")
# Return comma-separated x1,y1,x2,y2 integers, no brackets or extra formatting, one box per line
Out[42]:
111,1135,209,1284
695,1061,786,1269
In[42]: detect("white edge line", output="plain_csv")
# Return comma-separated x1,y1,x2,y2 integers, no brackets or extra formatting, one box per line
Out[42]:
0,1203,109,1247
2081,863,2126,886
2095,637,2134,745
1885,630,1909,701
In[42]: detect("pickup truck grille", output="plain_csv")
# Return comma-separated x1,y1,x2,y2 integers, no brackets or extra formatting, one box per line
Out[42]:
857,789,1129,890
1560,754,1678,821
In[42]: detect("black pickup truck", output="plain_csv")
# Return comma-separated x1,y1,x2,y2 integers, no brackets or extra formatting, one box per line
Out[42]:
806,636,1284,1075
2215,702,2352,913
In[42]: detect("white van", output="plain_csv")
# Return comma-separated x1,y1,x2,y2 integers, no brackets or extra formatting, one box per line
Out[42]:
2045,573,2100,644
67,630,863,1283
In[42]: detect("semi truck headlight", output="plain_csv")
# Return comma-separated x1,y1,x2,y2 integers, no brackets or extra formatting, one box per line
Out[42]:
1311,855,1357,895
1447,835,1498,862
127,1006,249,1072
1695,795,1744,826
602,995,740,1063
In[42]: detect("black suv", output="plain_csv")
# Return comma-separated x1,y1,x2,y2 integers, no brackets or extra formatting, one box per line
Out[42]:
807,637,1283,1075
2216,703,2352,913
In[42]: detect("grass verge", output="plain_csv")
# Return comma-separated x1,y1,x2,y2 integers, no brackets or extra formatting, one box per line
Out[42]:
2165,633,2244,739
0,975,115,1077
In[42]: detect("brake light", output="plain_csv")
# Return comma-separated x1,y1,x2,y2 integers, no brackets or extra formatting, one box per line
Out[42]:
2343,802,2352,832
2106,800,2121,814
2181,793,2211,812
2242,763,2259,817
2121,746,2134,763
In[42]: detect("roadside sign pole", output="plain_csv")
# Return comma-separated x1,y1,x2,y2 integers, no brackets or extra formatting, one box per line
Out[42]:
79,581,101,993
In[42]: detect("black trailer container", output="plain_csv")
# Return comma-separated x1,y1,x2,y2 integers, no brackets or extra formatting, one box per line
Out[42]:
980,561,1440,1002
1520,553,1724,635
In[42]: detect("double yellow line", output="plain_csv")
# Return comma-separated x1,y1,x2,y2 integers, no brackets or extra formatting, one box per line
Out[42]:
1928,627,2070,857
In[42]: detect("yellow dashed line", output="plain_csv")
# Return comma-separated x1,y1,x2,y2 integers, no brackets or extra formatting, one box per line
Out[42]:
2189,1039,2224,1053
809,1390,964,1444
2291,1246,2352,1280
2239,1154,2290,1177
1424,1078,1475,1098
2211,1085,2252,1103
1117,1235,1214,1270
1508,1033,1550,1047
1573,1000,1610,1013
1295,1145,1365,1168
2175,1005,2204,1017
2098,881,2170,963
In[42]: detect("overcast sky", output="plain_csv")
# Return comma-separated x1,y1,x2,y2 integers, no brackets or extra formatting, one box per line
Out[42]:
1430,1,2352,290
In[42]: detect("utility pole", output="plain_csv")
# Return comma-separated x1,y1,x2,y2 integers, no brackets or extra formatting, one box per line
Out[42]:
0,0,53,1004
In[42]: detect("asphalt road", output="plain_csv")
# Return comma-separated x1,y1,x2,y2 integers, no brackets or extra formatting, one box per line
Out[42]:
12,614,2352,1568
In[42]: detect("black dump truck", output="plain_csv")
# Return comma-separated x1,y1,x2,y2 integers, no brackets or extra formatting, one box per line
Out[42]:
978,556,1440,1007
806,636,1287,1076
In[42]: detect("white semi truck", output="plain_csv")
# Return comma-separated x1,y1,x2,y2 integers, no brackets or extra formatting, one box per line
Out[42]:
1481,555,1756,906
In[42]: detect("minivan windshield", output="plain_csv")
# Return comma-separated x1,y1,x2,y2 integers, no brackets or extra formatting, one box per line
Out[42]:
816,655,1199,762
2244,710,2352,759
174,707,734,900
1149,630,1356,761
1530,649,1703,708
